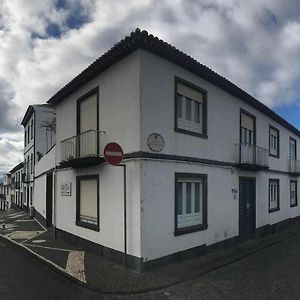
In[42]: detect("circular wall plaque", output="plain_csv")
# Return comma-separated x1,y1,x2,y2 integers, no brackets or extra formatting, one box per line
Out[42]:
147,133,165,152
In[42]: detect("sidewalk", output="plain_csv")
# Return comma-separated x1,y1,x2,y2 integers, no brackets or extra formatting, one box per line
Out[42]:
1,208,300,294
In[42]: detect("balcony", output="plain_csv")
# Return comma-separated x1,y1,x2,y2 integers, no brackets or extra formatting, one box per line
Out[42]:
288,159,300,176
236,144,269,170
60,130,105,168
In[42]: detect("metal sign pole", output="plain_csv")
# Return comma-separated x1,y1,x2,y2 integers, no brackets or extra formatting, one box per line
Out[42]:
117,164,127,268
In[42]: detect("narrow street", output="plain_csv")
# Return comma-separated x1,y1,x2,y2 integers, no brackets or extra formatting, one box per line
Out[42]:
1,232,300,300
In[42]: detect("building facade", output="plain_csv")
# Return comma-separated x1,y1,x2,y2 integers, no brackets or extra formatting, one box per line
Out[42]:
10,163,24,209
21,104,55,212
32,29,300,271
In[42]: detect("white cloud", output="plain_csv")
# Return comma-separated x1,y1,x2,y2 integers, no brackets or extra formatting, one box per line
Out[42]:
0,0,300,172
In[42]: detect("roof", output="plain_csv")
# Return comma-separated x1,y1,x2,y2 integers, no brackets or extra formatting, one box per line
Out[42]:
21,104,53,126
47,28,300,136
9,162,24,174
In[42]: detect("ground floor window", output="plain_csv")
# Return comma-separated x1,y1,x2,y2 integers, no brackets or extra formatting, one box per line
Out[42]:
175,173,207,235
290,180,297,207
76,175,99,231
269,179,280,212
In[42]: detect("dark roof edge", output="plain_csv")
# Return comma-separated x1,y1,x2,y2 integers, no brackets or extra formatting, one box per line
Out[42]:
10,162,24,173
47,28,300,137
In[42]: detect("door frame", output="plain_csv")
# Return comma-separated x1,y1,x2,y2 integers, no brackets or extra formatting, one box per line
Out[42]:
239,176,256,240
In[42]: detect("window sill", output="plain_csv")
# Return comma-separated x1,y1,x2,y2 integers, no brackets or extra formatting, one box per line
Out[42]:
174,224,208,236
269,207,280,213
174,128,208,139
290,204,298,208
75,221,100,232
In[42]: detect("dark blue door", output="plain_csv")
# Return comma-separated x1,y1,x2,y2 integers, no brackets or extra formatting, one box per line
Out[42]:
239,178,256,241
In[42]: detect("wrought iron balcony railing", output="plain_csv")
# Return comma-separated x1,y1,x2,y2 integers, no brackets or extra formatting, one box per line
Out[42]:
61,130,105,167
236,143,269,170
288,159,300,175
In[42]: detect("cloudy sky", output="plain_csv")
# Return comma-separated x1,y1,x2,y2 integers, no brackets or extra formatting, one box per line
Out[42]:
0,0,300,174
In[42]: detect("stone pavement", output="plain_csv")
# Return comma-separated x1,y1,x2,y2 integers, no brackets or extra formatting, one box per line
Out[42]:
1,208,300,294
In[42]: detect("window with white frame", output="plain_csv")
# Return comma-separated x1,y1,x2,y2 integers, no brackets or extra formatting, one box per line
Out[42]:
289,137,297,160
175,79,206,136
175,173,207,234
269,126,279,157
290,181,297,207
76,175,99,231
269,179,279,212
240,112,254,146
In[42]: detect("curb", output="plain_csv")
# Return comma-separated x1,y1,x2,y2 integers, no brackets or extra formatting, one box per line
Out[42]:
1,229,300,295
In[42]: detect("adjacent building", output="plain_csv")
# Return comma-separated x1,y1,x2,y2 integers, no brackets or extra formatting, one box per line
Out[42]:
10,163,24,209
21,104,55,212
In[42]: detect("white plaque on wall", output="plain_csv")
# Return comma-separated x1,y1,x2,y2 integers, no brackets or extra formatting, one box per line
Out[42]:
61,183,72,196
147,133,165,152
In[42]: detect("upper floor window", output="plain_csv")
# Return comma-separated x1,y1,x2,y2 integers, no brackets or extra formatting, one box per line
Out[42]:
240,111,255,146
24,130,27,146
30,154,33,174
269,126,279,158
31,119,34,140
27,126,30,144
175,78,207,138
289,137,297,160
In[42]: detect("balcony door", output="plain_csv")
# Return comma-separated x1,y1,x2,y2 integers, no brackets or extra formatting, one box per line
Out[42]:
240,110,256,164
77,89,99,157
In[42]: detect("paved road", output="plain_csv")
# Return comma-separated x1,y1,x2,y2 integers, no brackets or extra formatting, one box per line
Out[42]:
1,233,300,300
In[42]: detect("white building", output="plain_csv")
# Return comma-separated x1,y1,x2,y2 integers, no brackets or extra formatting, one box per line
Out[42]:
0,174,12,209
10,163,24,209
40,29,300,271
21,104,55,213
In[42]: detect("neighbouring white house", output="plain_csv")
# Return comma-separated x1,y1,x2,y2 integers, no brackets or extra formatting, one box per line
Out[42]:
10,162,24,209
21,104,56,214
0,174,12,210
33,29,300,271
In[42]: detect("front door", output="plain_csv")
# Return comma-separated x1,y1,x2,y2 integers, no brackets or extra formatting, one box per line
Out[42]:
46,173,53,227
239,177,256,241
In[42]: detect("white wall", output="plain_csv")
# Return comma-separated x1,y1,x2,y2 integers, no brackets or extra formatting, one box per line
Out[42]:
55,160,141,257
139,50,299,173
34,145,56,218
35,145,56,177
34,175,47,219
55,50,141,166
54,51,142,257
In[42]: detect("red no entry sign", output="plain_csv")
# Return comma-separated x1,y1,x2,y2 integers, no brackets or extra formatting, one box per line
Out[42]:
104,142,124,165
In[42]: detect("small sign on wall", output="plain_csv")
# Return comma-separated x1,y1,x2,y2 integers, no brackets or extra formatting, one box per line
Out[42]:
61,183,72,196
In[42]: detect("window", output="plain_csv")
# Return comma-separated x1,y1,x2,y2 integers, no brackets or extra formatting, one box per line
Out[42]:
175,173,207,235
269,126,279,158
31,119,34,140
269,179,280,212
30,154,33,174
290,181,297,207
77,88,99,157
240,111,255,146
289,137,297,160
24,130,27,146
27,127,30,144
175,78,207,138
30,187,33,206
76,175,99,231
